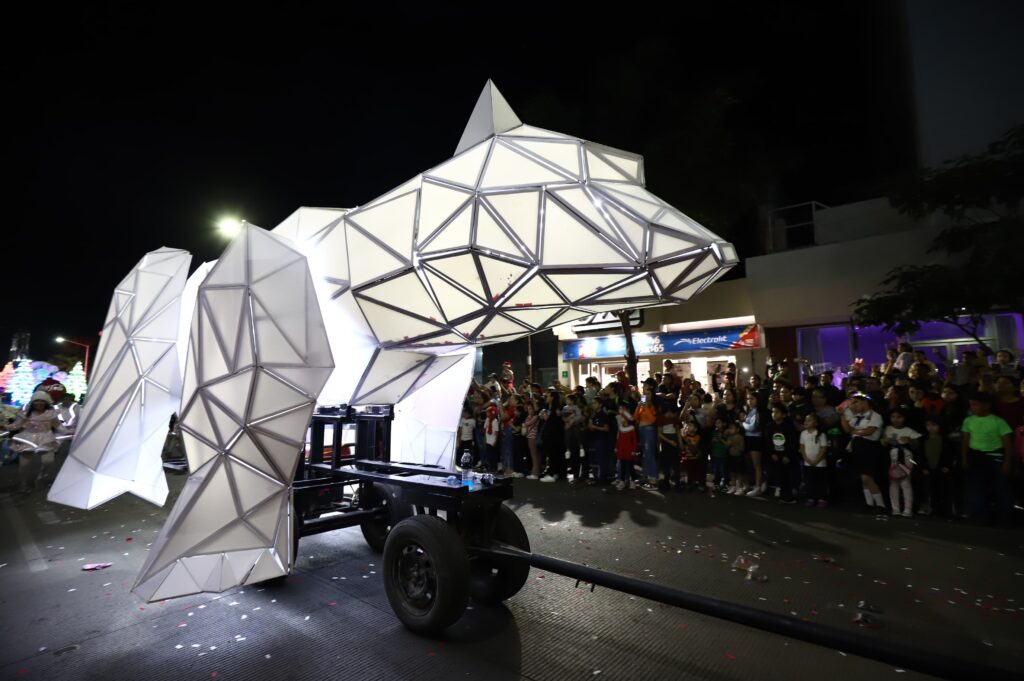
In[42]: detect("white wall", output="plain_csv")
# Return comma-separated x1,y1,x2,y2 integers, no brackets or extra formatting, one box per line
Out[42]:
745,222,948,328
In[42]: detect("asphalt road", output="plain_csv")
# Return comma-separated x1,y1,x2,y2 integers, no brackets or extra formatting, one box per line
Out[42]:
0,465,1021,680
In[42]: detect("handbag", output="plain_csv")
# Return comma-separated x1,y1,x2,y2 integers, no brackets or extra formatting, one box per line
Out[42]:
888,445,911,480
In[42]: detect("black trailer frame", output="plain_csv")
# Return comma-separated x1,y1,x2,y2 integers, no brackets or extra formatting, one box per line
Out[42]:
290,407,1017,681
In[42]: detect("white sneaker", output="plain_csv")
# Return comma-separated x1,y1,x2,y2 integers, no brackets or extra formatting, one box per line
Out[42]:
613,480,625,490
725,485,736,494
891,510,900,517
526,474,539,480
773,488,781,499
902,509,913,517
732,486,746,496
512,472,525,478
540,475,557,482
746,486,763,497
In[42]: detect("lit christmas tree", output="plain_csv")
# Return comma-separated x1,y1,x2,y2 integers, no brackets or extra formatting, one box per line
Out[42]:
0,361,14,392
31,361,58,385
65,362,88,401
10,361,36,406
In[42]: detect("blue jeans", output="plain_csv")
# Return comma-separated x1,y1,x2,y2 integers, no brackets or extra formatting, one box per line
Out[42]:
639,425,658,480
501,427,515,471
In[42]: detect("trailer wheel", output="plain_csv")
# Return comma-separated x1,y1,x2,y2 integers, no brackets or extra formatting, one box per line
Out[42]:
360,483,413,553
383,515,470,635
469,504,530,604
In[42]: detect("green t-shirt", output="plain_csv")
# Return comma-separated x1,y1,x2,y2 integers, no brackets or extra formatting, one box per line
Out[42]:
711,433,728,459
961,414,1012,455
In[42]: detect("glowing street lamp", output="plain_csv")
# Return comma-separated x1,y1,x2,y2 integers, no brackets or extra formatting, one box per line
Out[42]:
56,336,91,379
217,216,243,238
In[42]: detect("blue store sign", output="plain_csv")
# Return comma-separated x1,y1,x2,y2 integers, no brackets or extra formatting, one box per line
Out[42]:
562,325,761,360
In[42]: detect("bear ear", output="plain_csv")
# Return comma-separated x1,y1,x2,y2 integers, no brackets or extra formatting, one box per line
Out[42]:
456,79,522,155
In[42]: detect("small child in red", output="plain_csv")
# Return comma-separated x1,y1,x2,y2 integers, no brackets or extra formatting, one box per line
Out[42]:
680,421,705,491
615,404,637,489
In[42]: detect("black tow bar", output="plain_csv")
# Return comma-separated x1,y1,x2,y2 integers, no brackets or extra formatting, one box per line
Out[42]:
475,544,1017,681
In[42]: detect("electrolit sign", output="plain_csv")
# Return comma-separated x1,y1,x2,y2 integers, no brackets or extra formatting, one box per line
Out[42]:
562,325,761,360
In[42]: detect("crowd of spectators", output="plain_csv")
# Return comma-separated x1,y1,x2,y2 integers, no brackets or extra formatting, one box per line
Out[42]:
462,346,1024,526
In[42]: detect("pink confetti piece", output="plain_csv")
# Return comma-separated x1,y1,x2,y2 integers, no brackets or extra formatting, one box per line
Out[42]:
125,537,133,542
427,652,436,657
176,622,187,628
725,652,737,661
82,563,112,571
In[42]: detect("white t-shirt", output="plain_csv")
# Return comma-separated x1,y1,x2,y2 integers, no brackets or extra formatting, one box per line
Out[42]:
845,409,883,441
883,425,921,462
459,417,475,442
799,430,828,467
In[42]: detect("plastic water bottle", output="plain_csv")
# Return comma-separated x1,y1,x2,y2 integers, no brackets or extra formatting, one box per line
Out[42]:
459,450,474,488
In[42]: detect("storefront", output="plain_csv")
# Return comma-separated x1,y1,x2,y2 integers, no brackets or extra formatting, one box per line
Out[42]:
561,324,764,389
796,314,1024,377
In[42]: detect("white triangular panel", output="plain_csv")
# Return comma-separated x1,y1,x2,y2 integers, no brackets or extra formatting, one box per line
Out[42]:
419,181,472,237
345,227,408,288
543,201,627,266
456,80,523,155
650,230,697,260
424,270,486,322
425,254,486,299
358,272,443,324
545,272,634,302
585,277,654,302
426,141,490,188
357,299,443,344
421,204,473,253
477,314,530,339
480,142,570,189
475,204,525,257
479,257,529,300
653,258,696,291
503,274,563,307
500,124,569,139
484,191,540,257
347,190,419,261
509,139,581,178
502,306,562,329
585,149,632,182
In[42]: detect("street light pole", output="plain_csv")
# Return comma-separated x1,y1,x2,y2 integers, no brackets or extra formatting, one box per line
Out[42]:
56,337,92,379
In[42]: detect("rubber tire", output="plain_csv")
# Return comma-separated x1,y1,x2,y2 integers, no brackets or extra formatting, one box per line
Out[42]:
469,504,531,604
360,483,413,553
383,515,470,635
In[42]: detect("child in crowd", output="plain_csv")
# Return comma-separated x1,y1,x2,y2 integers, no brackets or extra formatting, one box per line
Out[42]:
614,403,637,489
709,417,729,491
765,404,799,503
884,407,921,517
799,413,829,508
919,417,955,516
524,402,541,479
458,408,477,466
680,421,703,490
658,404,681,491
726,422,747,494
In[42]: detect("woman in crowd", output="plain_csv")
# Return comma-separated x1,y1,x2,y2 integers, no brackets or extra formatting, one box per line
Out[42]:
842,394,886,513
539,390,566,482
741,393,766,496
2,391,70,491
634,385,659,488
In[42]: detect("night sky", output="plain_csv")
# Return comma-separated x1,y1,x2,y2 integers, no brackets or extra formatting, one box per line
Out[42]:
7,3,1010,366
